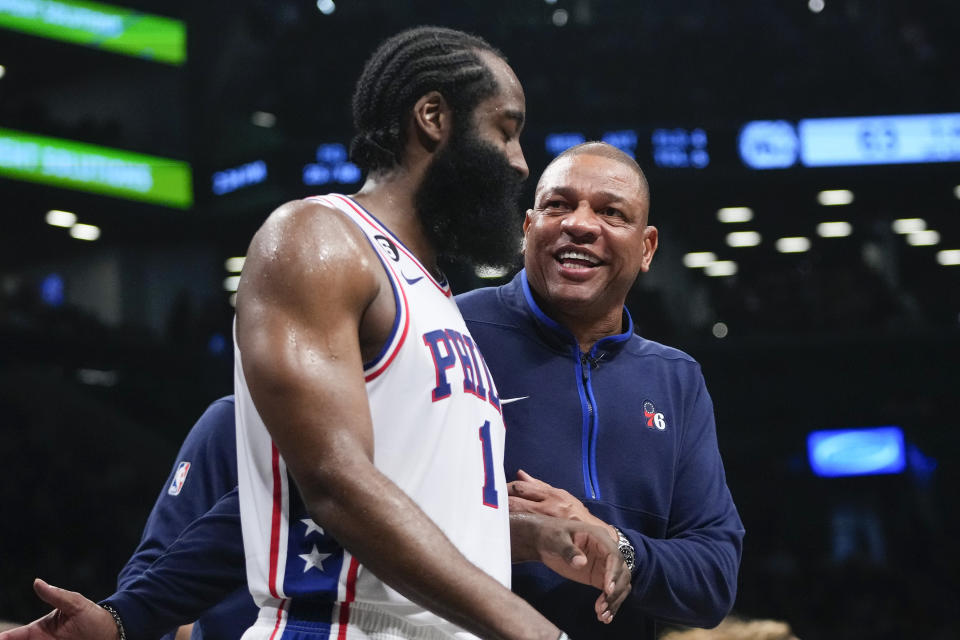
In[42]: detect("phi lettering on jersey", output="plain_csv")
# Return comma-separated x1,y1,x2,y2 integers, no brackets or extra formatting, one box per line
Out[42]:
168,461,191,495
422,328,500,412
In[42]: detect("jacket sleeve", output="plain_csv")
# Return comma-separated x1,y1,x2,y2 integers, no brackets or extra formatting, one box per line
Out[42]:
116,397,238,590
101,488,247,640
620,372,744,628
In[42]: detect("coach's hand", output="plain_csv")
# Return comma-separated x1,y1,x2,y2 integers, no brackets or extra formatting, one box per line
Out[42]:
510,513,631,624
0,579,117,640
508,470,619,544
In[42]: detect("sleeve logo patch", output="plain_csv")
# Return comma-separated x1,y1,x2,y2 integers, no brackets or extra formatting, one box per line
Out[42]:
168,461,191,495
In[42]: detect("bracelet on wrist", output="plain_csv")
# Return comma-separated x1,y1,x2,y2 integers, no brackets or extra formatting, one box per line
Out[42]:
99,603,127,640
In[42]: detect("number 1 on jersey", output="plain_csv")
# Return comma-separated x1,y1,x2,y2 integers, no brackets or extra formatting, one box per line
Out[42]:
478,420,499,508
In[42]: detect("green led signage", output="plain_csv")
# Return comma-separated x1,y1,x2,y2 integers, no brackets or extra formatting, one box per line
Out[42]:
0,128,193,208
0,0,185,65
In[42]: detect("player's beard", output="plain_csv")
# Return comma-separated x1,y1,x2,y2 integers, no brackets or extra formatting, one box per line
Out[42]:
415,122,524,268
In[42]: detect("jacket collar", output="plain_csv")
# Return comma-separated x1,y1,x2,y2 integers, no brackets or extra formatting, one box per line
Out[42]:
502,269,634,358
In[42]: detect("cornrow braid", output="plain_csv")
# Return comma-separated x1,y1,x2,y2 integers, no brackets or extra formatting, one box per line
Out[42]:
350,26,505,174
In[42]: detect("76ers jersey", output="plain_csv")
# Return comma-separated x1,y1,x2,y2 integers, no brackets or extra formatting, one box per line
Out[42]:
234,194,510,640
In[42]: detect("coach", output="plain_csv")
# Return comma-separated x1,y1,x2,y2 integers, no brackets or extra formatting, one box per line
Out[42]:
457,141,744,639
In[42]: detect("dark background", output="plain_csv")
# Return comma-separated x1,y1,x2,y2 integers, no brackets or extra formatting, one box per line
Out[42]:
1,1,958,638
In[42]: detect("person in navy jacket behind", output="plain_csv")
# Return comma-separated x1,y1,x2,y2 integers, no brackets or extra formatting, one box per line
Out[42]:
103,396,255,640
456,141,744,639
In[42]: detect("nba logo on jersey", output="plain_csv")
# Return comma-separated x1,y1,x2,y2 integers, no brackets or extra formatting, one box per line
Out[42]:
168,461,191,496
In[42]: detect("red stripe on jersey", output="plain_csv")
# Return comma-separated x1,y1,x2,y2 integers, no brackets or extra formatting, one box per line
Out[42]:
268,443,284,599
330,194,452,297
267,599,287,640
336,558,361,640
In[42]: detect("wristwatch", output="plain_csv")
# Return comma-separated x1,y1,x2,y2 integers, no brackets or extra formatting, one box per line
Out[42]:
614,527,636,572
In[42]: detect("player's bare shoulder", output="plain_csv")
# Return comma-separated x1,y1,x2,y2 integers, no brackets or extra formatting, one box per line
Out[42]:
237,198,382,314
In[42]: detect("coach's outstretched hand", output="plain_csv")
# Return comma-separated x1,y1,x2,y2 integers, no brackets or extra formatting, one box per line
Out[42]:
0,580,116,640
510,512,631,624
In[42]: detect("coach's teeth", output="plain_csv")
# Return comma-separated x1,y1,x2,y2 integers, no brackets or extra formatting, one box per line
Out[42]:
558,251,599,265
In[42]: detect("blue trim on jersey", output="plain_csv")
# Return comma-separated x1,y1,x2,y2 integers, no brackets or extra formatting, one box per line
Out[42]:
283,598,337,630
282,478,347,605
342,195,450,291
356,233,403,372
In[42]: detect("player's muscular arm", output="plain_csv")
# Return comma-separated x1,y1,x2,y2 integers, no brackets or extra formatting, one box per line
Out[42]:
236,200,562,640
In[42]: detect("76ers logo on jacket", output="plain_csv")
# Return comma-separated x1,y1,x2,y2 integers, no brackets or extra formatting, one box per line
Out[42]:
167,461,191,495
643,401,667,431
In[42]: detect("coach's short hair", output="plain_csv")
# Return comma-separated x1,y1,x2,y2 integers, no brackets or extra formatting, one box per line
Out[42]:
350,26,504,173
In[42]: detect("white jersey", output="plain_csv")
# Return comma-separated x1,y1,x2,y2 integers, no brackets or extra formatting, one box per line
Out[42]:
234,194,510,640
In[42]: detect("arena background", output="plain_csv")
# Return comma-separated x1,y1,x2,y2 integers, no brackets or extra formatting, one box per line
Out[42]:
1,1,958,638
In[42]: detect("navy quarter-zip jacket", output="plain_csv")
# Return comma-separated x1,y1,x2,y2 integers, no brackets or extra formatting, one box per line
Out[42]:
457,271,744,639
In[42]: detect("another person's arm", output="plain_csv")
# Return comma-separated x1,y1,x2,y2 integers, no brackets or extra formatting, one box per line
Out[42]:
102,488,247,639
0,489,248,640
115,396,240,640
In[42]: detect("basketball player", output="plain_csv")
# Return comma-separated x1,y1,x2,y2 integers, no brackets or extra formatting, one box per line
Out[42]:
1,27,630,640
457,142,744,638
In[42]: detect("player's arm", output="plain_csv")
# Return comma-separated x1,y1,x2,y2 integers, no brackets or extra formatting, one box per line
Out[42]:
237,200,563,640
509,513,631,624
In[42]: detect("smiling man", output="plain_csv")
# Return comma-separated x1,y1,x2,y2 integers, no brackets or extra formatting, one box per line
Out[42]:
456,142,745,639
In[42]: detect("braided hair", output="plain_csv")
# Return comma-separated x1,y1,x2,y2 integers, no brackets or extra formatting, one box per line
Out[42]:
350,26,504,174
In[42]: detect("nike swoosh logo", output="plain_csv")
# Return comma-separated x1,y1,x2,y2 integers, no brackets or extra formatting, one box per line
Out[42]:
401,271,424,285
500,396,529,405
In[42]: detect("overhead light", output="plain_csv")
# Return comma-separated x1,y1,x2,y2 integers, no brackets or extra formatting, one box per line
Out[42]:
705,261,737,277
892,218,926,234
712,322,729,339
726,231,762,247
936,249,960,266
808,0,825,13
816,221,852,238
817,189,854,206
316,0,335,14
907,230,940,246
0,65,6,79
552,8,569,26
224,275,241,292
717,207,753,223
683,251,717,268
776,237,811,253
225,256,246,272
229,293,238,307
46,209,77,227
954,185,960,200
475,265,510,279
251,111,276,128
69,223,100,241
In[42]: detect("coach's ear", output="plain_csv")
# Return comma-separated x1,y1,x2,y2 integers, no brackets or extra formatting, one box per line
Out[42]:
411,91,452,153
